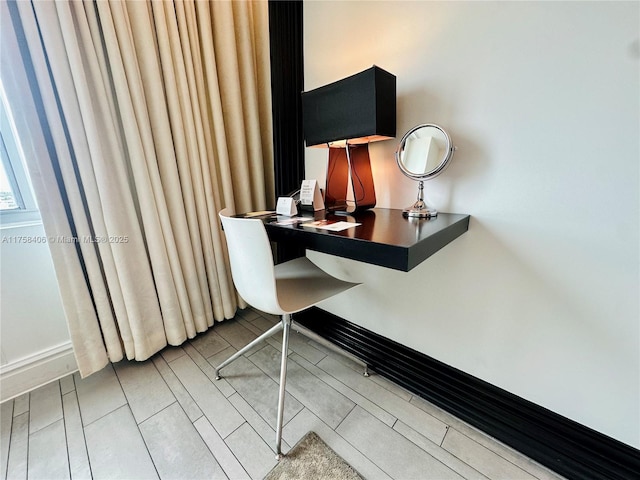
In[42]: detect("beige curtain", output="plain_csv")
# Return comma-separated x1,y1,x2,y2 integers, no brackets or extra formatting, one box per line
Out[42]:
1,0,274,377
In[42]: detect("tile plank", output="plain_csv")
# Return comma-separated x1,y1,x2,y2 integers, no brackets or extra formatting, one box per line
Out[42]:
84,405,158,480
250,314,278,332
12,395,28,418
250,345,355,429
441,428,537,480
283,407,392,480
210,354,302,429
409,396,564,480
183,344,236,398
213,320,262,356
236,308,262,322
337,406,463,480
160,346,186,363
224,423,277,480
227,393,291,454
189,330,231,359
74,365,126,427
290,352,397,427
29,380,62,434
266,329,328,365
62,392,91,480
5,412,28,480
194,416,249,480
114,359,175,424
394,420,489,480
139,403,226,480
318,355,448,444
168,354,244,438
59,374,75,396
27,419,69,480
1,400,13,480
152,356,203,422
207,346,240,398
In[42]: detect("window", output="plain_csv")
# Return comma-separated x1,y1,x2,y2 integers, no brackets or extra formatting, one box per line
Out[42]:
0,81,39,226
1,135,22,210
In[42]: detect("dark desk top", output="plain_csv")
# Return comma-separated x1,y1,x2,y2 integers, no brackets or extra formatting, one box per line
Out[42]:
262,208,470,272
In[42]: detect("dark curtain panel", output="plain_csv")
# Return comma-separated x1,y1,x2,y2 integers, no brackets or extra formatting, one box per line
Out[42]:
268,0,305,263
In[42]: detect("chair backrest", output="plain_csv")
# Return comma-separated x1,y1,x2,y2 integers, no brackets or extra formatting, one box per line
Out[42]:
219,209,284,315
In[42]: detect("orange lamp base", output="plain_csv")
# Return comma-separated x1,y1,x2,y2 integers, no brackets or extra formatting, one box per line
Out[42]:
324,145,376,212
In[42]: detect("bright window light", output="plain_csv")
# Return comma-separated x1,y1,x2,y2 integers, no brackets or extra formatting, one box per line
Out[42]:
0,80,39,225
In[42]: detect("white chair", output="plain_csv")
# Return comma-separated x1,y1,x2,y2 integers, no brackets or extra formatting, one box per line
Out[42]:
216,208,369,458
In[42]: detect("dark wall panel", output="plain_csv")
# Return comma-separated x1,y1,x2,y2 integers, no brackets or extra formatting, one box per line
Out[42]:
268,0,305,263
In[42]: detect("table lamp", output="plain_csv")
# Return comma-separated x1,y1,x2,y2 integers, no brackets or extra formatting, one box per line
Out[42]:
302,66,396,212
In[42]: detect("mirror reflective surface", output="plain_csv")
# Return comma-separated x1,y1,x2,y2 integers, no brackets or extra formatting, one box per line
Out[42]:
395,124,455,218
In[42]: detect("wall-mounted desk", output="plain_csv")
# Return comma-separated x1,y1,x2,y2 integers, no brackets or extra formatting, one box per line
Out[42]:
262,208,470,272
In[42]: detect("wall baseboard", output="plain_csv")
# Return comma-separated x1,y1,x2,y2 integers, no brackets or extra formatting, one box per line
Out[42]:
0,342,77,402
295,307,640,480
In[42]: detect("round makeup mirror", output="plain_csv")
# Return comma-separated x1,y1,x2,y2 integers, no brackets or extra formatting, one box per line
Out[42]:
395,124,455,218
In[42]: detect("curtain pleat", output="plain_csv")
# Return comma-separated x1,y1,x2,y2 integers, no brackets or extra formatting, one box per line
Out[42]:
4,0,274,377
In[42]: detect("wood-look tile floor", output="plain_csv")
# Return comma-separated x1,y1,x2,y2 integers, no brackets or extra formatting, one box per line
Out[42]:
0,308,564,479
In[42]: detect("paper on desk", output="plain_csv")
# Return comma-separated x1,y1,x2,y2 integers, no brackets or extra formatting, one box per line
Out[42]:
244,210,275,217
301,220,361,232
274,217,305,225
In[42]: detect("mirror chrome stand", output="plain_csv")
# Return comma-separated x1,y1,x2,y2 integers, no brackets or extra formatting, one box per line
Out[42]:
403,180,437,218
395,124,455,220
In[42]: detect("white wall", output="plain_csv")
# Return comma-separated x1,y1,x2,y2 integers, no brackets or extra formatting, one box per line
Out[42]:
0,222,75,401
304,1,639,448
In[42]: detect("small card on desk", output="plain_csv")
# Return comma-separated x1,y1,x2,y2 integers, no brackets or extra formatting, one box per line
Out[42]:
276,197,298,216
299,180,325,211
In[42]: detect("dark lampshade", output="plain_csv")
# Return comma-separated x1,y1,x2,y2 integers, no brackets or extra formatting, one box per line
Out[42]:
302,66,396,147
301,66,396,213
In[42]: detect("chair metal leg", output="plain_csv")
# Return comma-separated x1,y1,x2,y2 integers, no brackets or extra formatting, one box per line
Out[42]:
214,314,366,459
292,321,370,377
214,321,283,380
275,313,291,460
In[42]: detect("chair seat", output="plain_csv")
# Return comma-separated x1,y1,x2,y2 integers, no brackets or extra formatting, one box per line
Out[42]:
275,257,359,314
